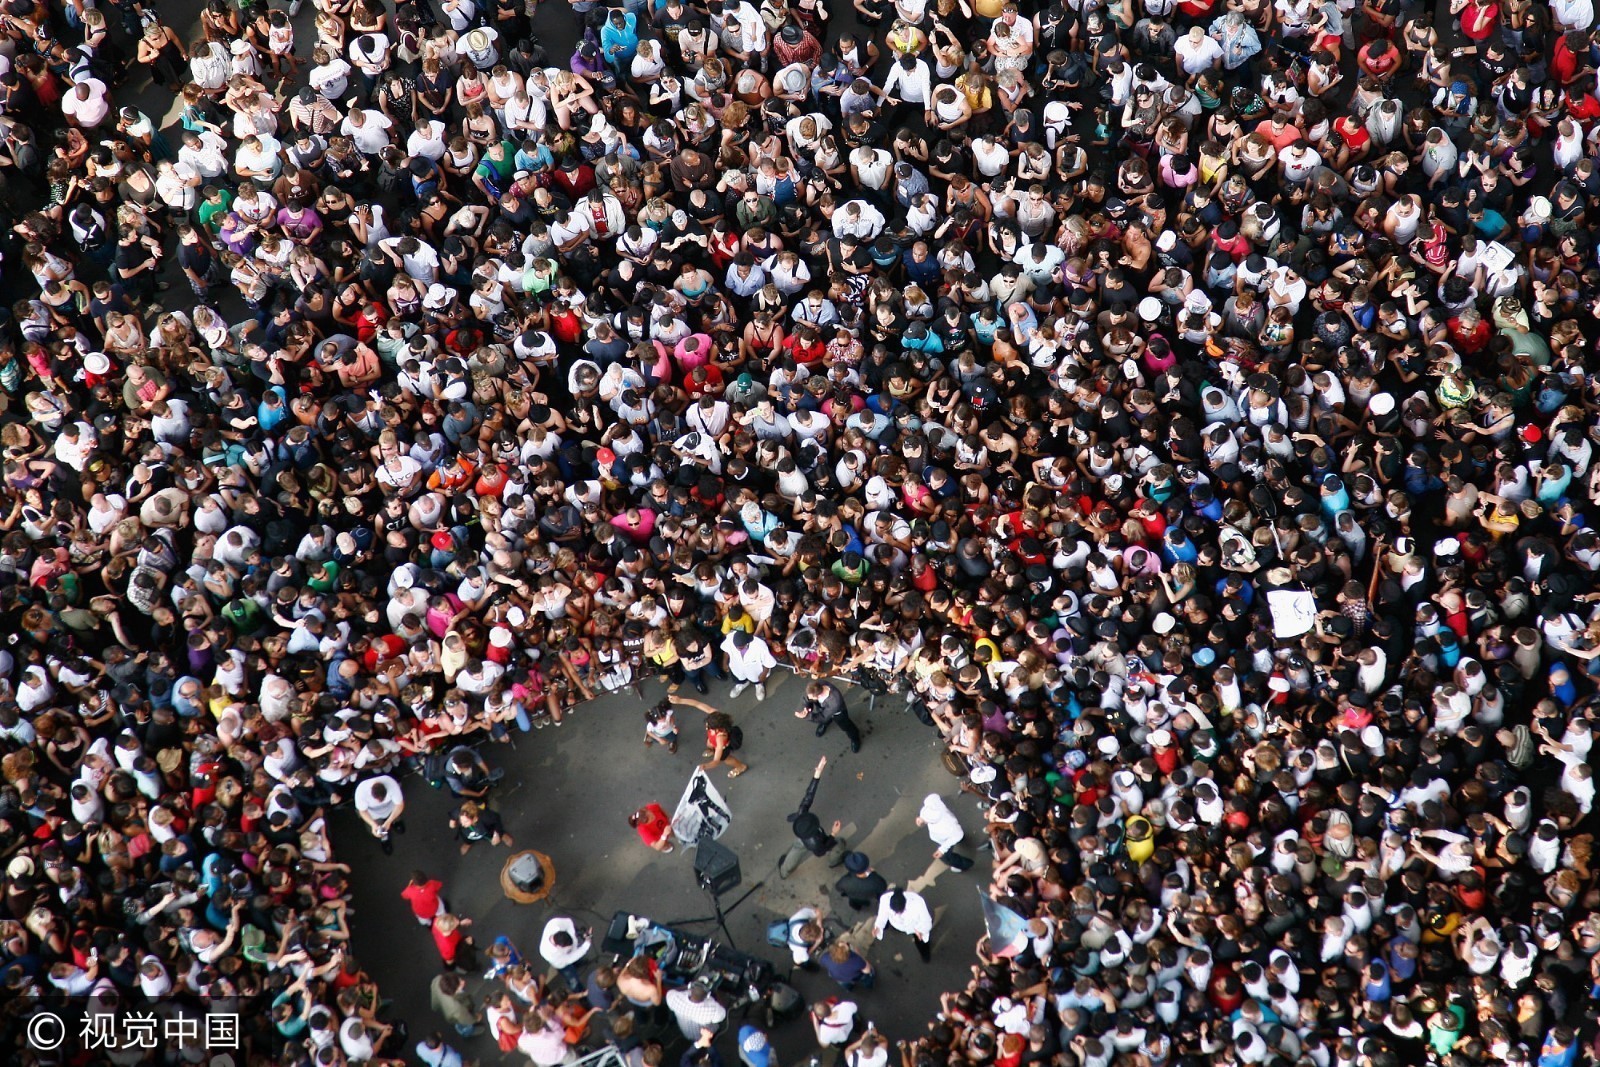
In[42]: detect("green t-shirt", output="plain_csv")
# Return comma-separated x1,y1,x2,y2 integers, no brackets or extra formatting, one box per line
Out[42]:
197,190,235,232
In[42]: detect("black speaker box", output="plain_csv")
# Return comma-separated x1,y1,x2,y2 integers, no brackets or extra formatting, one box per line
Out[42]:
694,838,741,896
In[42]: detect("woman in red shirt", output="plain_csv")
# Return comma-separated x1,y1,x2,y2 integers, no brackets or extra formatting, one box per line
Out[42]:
628,803,675,853
1454,0,1499,41
431,912,475,971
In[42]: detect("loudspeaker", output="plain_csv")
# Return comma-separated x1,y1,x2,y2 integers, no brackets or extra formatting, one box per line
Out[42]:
507,853,546,893
694,839,741,897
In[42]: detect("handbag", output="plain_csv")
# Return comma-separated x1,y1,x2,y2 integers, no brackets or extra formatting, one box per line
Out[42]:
940,750,967,777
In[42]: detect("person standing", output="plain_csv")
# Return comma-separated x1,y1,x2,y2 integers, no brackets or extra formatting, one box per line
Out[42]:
665,985,728,1041
539,916,593,989
874,888,933,962
723,629,776,700
795,680,863,753
353,774,405,855
402,871,446,926
672,694,752,779
416,1032,467,1067
430,972,485,1037
738,1024,776,1067
916,793,974,871
781,756,848,878
629,802,676,853
819,940,875,990
834,853,888,912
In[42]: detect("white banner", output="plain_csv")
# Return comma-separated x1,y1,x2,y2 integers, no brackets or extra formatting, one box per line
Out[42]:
671,768,733,844
1266,589,1318,639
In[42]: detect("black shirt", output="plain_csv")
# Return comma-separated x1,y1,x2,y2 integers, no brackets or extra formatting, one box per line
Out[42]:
834,868,887,908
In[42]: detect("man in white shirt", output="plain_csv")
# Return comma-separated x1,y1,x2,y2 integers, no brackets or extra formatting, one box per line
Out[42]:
874,888,933,960
179,130,230,180
881,54,933,122
1552,0,1596,31
353,775,405,853
849,145,894,193
309,46,352,98
456,26,501,69
537,916,592,987
54,421,98,472
341,107,393,156
810,998,859,1046
665,981,728,1041
831,200,886,241
379,236,440,285
722,630,776,700
1173,25,1224,77
61,78,111,128
233,134,283,182
349,32,392,87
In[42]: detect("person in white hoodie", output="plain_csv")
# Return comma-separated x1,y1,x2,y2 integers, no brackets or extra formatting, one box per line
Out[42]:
916,793,971,871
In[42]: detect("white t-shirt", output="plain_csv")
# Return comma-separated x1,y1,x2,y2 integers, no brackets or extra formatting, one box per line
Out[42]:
1174,33,1223,75
61,79,111,127
353,775,402,821
341,110,393,155
310,57,352,98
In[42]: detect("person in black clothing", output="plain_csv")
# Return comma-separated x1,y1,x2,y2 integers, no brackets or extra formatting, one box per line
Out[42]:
796,679,862,752
834,852,887,912
779,755,847,879
449,801,511,856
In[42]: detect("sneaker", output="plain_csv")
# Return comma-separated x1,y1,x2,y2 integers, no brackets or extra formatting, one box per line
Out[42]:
289,0,302,12
729,682,748,698
754,684,766,701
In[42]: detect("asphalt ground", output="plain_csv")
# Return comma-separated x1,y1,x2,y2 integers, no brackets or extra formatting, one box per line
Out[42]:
327,669,989,1061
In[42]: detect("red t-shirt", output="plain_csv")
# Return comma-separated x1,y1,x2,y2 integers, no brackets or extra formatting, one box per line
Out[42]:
402,879,444,922
634,803,673,847
432,920,466,964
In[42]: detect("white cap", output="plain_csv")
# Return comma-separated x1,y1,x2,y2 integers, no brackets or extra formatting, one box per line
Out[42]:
1267,676,1291,693
1149,729,1173,748
1152,612,1176,634
1367,392,1395,416
1138,296,1163,322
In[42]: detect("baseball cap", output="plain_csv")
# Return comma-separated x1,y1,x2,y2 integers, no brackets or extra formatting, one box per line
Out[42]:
739,1026,771,1067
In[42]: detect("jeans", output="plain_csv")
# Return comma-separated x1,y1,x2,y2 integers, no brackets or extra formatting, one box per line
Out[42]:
683,662,725,689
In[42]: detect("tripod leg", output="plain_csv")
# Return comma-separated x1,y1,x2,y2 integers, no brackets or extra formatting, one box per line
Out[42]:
712,895,737,950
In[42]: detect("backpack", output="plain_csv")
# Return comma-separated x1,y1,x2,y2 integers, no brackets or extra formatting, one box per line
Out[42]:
726,725,744,752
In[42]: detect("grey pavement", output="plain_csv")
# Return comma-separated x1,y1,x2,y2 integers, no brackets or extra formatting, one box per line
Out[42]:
329,670,987,1061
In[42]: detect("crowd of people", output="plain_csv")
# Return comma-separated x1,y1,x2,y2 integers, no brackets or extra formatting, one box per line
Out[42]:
3,0,1600,1061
